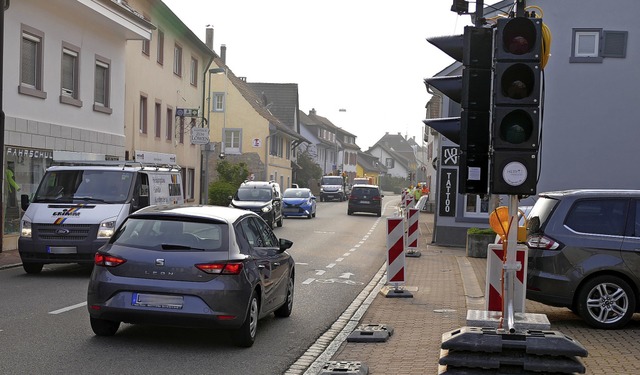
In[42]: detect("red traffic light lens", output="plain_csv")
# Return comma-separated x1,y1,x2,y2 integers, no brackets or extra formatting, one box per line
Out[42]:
502,18,537,55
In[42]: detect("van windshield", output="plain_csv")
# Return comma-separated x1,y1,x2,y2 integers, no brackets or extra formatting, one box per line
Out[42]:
33,170,134,203
321,177,343,185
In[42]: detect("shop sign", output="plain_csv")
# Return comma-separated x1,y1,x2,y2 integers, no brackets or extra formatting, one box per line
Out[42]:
6,147,53,159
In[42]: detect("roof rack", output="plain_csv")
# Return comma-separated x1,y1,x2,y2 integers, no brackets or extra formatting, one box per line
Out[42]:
52,160,181,171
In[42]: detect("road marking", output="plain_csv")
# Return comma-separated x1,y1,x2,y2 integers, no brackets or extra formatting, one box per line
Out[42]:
326,263,336,268
339,272,354,279
354,244,361,248
302,278,315,285
336,257,344,262
315,270,326,276
342,253,351,257
49,301,87,315
296,262,309,266
349,248,356,252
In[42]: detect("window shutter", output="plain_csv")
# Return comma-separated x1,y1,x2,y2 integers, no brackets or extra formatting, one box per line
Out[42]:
601,31,627,58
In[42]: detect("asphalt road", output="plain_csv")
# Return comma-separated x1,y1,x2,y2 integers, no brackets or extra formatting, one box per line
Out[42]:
0,196,400,375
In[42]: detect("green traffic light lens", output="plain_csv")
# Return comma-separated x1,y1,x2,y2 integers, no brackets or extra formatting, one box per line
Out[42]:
500,110,533,144
502,18,537,55
501,63,535,99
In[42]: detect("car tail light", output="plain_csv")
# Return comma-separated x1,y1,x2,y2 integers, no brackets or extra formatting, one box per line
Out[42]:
373,196,381,201
94,253,127,267
196,262,244,275
527,234,560,250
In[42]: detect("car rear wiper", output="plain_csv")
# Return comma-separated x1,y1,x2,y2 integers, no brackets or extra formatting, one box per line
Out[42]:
161,244,206,251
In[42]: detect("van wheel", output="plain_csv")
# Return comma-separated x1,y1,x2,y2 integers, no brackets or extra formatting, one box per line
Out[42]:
576,275,635,329
23,262,44,274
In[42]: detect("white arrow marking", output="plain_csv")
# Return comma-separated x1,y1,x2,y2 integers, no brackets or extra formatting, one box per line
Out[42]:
339,272,354,279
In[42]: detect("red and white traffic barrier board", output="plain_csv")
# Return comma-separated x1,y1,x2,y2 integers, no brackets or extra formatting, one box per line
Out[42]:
485,244,528,312
405,194,414,209
406,208,419,250
386,217,405,284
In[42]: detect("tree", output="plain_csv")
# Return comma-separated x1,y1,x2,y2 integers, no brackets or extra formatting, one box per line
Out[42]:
208,161,249,205
294,151,322,188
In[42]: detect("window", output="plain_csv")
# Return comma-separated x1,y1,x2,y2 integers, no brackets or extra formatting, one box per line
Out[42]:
270,134,283,157
60,42,81,107
213,93,225,111
139,95,148,134
173,44,182,76
385,158,394,168
565,199,628,236
224,129,241,154
190,57,198,86
464,194,489,217
571,28,628,63
178,117,185,144
142,38,150,56
157,30,164,65
154,101,162,138
20,25,46,99
94,56,111,114
166,108,173,141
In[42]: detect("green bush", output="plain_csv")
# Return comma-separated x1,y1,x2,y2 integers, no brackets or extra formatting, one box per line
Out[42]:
208,181,236,206
467,227,496,235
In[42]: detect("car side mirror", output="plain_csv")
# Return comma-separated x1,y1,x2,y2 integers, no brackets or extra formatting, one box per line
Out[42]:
21,194,30,211
279,238,293,251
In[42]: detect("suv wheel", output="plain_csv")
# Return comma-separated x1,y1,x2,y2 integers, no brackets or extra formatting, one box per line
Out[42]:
277,214,283,227
576,275,636,329
23,262,44,274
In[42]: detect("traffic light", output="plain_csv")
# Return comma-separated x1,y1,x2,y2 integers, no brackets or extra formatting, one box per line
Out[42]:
489,16,543,195
424,26,493,195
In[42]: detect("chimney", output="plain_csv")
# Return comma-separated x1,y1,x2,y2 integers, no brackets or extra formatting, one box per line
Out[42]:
205,26,214,50
310,108,316,116
221,44,227,64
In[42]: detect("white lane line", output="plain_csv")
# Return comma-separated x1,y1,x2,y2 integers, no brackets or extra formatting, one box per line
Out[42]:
349,248,357,252
49,301,87,315
335,257,344,262
342,253,351,257
315,270,326,276
302,278,315,285
354,244,361,248
326,263,336,268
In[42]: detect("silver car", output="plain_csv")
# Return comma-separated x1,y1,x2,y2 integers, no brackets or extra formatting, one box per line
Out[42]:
87,205,295,347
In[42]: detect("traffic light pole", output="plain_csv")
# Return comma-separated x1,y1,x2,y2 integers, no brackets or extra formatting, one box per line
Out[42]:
503,195,520,333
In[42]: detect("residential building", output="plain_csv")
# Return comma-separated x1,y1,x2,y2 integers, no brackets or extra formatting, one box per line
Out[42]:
299,109,341,175
336,128,360,184
2,0,154,251
367,132,418,181
356,151,387,186
121,0,216,203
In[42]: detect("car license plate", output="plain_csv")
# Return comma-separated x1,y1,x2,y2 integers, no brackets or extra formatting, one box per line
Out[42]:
132,293,183,309
359,200,370,204
47,246,77,254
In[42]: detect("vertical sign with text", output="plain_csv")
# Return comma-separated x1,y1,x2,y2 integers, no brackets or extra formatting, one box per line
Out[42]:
439,168,457,217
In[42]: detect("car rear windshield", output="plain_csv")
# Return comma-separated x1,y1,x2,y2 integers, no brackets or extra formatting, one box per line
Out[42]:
236,187,272,201
111,218,228,251
351,187,380,198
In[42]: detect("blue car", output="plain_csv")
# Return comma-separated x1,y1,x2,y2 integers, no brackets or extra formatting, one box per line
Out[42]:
282,188,316,219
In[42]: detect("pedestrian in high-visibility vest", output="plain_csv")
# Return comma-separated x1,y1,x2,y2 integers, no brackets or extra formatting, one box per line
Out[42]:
414,184,422,201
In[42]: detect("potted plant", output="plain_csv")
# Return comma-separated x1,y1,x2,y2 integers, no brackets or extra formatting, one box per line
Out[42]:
466,227,497,258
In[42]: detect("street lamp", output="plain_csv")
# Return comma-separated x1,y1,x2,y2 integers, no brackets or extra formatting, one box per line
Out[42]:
201,67,225,204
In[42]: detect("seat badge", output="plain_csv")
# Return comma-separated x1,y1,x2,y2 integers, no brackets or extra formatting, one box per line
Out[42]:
155,259,165,266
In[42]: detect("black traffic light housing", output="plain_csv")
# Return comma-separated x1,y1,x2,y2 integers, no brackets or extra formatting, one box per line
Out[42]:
424,26,493,195
489,16,543,195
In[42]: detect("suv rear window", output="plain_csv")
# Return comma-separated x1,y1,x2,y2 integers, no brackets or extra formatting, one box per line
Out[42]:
351,187,379,198
527,197,558,234
565,199,628,236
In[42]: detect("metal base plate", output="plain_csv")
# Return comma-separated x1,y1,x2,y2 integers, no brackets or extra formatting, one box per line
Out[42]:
466,309,551,331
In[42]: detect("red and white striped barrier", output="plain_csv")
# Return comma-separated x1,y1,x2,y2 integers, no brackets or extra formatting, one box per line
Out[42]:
405,194,414,208
386,217,405,284
485,244,528,312
406,208,419,250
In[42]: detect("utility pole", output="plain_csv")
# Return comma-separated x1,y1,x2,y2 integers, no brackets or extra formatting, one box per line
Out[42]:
0,0,10,252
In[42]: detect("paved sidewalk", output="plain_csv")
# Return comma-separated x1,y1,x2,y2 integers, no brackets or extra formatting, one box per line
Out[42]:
314,210,640,375
0,248,21,271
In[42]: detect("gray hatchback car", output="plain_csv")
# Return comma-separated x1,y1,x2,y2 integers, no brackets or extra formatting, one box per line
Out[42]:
526,189,640,329
87,205,295,347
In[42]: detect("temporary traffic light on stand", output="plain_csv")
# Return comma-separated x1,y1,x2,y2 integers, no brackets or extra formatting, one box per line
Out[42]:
490,16,543,196
424,26,493,195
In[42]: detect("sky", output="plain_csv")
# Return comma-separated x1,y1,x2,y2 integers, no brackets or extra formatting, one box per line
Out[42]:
162,0,485,151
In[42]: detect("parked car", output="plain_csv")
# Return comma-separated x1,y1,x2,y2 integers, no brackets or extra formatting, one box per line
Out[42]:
87,205,295,347
525,189,640,329
347,184,383,217
229,180,283,228
282,188,316,219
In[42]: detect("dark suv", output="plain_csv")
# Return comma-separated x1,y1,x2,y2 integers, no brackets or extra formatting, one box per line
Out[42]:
229,181,283,228
526,189,640,329
347,185,383,217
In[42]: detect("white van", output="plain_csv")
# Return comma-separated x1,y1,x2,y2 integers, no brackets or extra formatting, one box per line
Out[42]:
18,161,184,274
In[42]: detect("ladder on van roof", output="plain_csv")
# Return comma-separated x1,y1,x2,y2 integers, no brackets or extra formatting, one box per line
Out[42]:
52,160,181,171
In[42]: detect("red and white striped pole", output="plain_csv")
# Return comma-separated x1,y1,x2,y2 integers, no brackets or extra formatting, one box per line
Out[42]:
405,208,421,257
387,217,405,287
